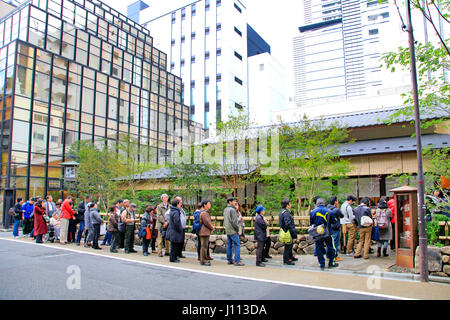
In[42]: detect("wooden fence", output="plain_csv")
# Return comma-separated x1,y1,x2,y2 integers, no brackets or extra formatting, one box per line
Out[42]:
439,221,450,244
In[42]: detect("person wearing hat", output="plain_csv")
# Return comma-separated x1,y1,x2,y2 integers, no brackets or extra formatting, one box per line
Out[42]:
254,205,268,267
121,202,138,254
223,197,245,266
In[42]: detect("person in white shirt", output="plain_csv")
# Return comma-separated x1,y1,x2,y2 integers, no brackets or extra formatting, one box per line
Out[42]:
340,195,357,255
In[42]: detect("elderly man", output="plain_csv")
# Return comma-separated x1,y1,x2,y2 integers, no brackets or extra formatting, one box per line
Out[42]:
223,197,245,266
156,194,170,257
122,202,138,254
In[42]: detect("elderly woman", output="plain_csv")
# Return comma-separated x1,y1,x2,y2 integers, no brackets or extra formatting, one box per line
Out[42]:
49,212,61,240
33,199,48,243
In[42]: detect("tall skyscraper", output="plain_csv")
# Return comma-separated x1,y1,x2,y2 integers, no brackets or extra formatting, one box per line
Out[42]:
291,0,445,115
127,0,280,133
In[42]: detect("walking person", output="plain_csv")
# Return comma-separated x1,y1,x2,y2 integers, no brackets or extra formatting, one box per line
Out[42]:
22,198,35,237
156,194,170,257
354,197,373,259
89,202,104,250
166,197,184,263
327,196,344,262
140,206,155,256
44,196,57,218
375,197,393,257
59,196,74,245
33,199,48,244
279,198,297,265
122,202,138,254
340,195,357,255
107,205,120,253
12,197,25,238
199,200,214,266
254,205,267,267
76,195,91,246
310,198,338,270
224,197,245,266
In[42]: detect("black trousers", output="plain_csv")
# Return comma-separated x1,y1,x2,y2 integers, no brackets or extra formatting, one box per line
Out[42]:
92,224,100,249
256,240,265,263
124,225,135,251
390,223,396,250
263,237,271,258
283,243,294,263
119,230,125,249
142,238,151,254
170,242,183,262
110,231,119,251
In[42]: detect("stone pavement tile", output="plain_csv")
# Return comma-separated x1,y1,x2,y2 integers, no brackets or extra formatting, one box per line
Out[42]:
8,237,450,300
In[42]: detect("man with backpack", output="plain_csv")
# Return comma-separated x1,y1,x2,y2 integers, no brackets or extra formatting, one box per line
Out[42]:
310,198,338,270
353,197,373,259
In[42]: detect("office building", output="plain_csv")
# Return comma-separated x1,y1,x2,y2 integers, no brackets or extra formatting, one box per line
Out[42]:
0,0,203,227
291,0,446,116
128,0,277,133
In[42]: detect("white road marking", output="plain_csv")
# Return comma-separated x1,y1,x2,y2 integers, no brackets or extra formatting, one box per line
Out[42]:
40,253,75,259
0,237,411,300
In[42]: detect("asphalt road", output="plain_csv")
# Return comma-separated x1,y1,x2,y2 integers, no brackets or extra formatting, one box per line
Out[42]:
0,237,388,300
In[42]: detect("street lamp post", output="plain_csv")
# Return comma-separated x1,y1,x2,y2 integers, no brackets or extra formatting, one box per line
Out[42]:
405,0,429,282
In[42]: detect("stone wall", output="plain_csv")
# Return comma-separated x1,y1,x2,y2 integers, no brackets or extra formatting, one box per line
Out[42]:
414,246,450,277
182,233,315,256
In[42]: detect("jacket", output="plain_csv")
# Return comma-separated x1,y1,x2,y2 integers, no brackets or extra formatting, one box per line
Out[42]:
353,205,372,229
44,201,56,218
340,201,355,225
310,205,330,228
60,199,74,220
279,208,297,240
223,204,239,235
33,205,48,236
327,204,344,231
121,208,136,226
77,201,87,222
14,203,23,220
166,206,184,243
23,202,34,219
140,212,152,228
387,199,395,223
375,208,393,240
254,213,267,242
199,210,214,237
90,208,103,225
108,212,119,232
156,202,169,230
85,208,93,229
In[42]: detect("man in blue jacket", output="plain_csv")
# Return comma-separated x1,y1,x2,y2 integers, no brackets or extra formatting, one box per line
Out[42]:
327,196,344,262
279,198,298,265
22,198,35,237
310,198,338,270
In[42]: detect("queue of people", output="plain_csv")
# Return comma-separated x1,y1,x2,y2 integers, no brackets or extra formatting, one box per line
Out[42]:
11,192,399,270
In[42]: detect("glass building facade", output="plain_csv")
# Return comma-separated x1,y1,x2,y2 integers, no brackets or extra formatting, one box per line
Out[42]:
0,0,203,227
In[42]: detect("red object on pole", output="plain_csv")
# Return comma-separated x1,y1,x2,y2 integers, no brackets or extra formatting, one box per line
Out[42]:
405,0,429,282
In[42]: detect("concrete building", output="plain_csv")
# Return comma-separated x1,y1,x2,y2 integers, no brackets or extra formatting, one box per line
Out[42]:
127,0,283,133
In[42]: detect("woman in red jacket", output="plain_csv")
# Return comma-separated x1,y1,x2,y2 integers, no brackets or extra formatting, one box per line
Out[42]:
387,197,396,250
59,196,74,244
33,199,48,243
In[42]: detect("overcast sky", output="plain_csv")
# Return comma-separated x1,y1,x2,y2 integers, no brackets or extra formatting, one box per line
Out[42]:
100,0,303,99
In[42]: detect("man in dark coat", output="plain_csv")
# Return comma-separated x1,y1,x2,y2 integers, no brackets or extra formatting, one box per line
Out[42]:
76,195,91,246
254,205,267,267
166,198,184,263
327,196,344,262
279,198,298,265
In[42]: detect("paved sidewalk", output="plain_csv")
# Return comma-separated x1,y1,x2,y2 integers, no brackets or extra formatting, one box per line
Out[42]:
2,235,450,300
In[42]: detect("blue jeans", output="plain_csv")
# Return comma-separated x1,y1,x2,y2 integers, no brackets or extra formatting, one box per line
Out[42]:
13,220,21,237
76,221,85,243
226,233,241,263
328,229,340,258
102,231,111,245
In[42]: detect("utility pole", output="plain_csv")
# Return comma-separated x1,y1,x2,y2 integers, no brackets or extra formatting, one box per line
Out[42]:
405,0,429,282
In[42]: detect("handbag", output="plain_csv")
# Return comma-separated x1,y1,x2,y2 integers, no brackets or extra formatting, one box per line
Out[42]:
371,225,379,241
279,228,292,244
138,226,147,238
308,224,330,241
361,215,373,227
